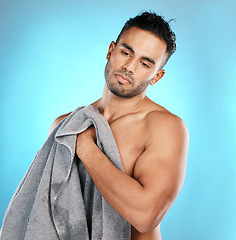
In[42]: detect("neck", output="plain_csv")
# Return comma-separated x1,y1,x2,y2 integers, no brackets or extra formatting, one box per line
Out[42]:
94,85,147,123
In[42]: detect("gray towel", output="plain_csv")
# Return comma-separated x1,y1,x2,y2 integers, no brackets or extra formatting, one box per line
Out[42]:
0,105,131,240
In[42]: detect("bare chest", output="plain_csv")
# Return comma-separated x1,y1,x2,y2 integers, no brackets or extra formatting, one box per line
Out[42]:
109,116,146,176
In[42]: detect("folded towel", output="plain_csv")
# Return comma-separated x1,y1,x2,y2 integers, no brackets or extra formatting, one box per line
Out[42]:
0,105,130,240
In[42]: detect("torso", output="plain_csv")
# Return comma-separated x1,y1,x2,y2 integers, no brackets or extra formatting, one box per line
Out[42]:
109,110,147,176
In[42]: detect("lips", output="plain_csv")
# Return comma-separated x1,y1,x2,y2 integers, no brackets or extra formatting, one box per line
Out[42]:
115,73,131,84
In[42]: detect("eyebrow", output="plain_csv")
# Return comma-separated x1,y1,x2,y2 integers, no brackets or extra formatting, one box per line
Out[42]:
142,56,155,65
121,43,135,53
121,43,156,65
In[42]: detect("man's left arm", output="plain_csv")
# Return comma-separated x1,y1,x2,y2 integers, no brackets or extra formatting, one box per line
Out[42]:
76,113,189,233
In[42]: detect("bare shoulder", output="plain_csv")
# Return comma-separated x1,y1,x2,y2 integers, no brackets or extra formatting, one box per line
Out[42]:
140,101,189,167
143,97,188,134
48,112,72,136
140,108,189,178
145,109,189,140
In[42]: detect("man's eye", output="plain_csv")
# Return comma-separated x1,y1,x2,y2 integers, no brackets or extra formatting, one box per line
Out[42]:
142,62,151,68
121,50,130,56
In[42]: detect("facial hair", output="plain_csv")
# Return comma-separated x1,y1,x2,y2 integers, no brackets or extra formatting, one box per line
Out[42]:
104,58,152,98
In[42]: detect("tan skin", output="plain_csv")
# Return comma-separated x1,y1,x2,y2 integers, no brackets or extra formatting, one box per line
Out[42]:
49,27,189,239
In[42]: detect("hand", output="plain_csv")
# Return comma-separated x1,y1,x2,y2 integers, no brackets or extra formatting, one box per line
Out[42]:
76,126,97,160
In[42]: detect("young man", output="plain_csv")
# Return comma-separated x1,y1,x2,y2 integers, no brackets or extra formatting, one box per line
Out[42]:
50,12,189,240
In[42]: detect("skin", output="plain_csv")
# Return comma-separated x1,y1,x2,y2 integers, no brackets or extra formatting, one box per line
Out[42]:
49,27,189,240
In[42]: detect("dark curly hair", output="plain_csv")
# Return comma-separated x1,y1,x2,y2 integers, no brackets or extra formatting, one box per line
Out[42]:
116,11,176,67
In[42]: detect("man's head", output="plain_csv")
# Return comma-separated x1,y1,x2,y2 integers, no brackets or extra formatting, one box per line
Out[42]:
116,11,176,68
104,11,176,98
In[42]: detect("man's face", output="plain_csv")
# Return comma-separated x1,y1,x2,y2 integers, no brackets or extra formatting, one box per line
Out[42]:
105,27,167,98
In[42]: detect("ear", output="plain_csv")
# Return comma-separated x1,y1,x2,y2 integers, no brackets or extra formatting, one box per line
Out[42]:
106,41,116,60
150,69,165,85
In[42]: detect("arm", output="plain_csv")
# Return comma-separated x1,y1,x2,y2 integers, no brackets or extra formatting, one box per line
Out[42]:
76,113,189,233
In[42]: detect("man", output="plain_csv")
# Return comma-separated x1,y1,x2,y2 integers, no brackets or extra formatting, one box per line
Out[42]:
49,11,189,240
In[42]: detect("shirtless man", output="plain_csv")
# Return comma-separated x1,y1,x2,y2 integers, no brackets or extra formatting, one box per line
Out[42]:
49,12,189,240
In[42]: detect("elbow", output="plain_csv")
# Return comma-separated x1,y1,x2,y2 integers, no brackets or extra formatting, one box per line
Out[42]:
133,218,156,233
131,210,161,233
134,223,152,234
133,192,177,233
131,184,180,233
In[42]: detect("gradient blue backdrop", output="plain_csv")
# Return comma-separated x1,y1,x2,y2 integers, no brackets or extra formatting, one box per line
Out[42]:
0,0,235,239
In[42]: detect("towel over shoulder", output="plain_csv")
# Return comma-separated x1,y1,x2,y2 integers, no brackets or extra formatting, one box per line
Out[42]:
0,105,130,240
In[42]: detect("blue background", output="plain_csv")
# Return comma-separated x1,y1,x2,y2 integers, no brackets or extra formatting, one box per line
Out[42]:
0,0,235,239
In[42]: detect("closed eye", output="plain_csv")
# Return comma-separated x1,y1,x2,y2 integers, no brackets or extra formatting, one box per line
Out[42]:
121,50,131,56
141,61,151,68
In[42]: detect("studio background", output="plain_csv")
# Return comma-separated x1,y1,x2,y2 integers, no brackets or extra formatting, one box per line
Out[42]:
0,0,235,239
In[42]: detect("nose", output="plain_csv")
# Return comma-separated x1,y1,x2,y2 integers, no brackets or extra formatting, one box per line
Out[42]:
122,59,136,75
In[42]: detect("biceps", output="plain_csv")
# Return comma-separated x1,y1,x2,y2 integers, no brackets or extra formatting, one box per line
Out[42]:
133,147,186,197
